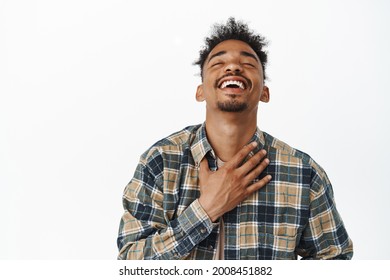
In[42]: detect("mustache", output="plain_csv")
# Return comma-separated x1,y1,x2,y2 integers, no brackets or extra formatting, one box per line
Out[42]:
214,73,252,89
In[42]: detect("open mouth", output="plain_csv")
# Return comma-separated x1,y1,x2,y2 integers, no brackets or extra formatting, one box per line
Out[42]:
220,80,246,90
217,76,249,91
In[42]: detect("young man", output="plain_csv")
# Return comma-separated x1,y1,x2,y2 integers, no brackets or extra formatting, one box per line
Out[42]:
117,18,353,260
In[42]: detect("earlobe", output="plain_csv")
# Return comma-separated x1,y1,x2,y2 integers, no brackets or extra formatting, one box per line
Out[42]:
259,85,270,103
196,85,205,102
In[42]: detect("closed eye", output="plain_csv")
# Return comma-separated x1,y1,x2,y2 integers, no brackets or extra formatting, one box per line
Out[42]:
211,62,223,67
243,63,256,68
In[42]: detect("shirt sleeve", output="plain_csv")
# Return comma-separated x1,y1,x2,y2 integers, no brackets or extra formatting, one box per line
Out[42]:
117,153,216,260
296,163,353,259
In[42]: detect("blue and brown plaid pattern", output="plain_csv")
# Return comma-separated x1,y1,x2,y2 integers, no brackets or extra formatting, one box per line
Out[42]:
117,123,353,259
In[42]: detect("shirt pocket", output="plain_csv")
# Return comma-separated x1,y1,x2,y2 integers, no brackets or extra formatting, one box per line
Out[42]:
257,232,298,260
239,223,299,259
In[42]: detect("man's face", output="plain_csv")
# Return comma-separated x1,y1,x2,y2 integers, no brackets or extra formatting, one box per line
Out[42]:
196,39,269,113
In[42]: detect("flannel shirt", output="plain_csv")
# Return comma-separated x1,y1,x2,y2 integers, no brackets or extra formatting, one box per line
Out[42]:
117,123,353,260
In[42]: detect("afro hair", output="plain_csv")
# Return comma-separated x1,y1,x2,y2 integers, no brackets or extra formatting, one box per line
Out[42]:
194,17,268,81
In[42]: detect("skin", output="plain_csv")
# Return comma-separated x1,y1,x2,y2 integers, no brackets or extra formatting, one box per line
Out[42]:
196,39,272,222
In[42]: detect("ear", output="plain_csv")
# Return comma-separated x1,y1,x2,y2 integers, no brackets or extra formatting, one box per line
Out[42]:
196,84,205,102
259,85,270,103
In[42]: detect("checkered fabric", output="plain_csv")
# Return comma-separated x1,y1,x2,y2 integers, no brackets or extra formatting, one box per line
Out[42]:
117,123,353,260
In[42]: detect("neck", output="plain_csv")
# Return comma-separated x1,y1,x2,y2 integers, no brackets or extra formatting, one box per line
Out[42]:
205,110,257,162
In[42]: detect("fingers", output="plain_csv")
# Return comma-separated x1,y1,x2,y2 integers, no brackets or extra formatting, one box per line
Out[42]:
244,155,269,182
246,174,272,194
227,141,258,168
241,149,271,194
238,148,267,175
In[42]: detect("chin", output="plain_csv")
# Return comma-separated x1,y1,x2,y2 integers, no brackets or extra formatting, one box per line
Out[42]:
217,101,248,112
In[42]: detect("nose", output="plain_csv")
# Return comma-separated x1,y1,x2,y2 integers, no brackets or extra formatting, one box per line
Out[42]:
224,61,242,73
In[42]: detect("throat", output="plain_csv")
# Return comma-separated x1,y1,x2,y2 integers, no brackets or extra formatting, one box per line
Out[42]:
205,121,257,162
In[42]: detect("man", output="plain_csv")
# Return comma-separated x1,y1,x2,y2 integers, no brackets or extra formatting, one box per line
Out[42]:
117,18,353,260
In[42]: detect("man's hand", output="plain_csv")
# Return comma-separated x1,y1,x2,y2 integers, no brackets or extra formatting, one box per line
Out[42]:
198,142,271,222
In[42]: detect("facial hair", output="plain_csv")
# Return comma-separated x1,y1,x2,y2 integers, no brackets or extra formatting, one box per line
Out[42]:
215,74,251,112
217,97,248,112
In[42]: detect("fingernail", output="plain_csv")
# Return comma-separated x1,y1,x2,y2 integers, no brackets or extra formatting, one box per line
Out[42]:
252,142,258,147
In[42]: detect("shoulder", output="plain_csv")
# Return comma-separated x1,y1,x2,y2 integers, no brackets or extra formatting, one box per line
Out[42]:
139,124,201,166
263,131,331,195
262,131,327,178
153,124,201,148
262,131,311,163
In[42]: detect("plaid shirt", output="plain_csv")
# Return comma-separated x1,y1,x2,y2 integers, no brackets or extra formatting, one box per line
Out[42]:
117,123,353,260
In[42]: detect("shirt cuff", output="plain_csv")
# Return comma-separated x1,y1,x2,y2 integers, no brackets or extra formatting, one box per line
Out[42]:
177,199,218,246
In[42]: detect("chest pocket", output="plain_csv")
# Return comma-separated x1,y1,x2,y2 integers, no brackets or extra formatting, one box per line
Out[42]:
235,186,305,259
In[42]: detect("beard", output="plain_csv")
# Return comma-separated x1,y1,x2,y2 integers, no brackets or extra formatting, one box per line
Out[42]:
217,98,248,112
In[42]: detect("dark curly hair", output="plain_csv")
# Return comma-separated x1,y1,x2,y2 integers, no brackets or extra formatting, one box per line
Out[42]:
194,17,268,81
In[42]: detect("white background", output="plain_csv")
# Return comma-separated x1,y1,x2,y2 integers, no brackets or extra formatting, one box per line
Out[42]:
1,0,389,259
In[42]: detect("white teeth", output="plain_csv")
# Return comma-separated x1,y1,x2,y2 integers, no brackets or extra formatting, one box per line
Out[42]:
220,80,245,89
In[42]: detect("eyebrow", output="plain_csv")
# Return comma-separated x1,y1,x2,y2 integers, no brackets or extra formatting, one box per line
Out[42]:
207,50,259,64
207,51,226,63
240,51,259,62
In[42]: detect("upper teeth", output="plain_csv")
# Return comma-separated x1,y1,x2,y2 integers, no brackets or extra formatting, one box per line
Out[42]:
220,80,245,89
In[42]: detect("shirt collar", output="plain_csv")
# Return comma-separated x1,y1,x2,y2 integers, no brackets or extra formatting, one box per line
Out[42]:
191,123,214,166
190,123,266,166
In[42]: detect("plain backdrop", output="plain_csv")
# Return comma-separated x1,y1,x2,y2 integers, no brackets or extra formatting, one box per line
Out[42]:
1,0,389,259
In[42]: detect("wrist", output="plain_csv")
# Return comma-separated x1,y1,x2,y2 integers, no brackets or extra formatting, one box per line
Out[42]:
198,196,221,222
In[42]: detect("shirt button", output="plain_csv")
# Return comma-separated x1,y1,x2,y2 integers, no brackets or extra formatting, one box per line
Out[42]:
200,228,206,234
